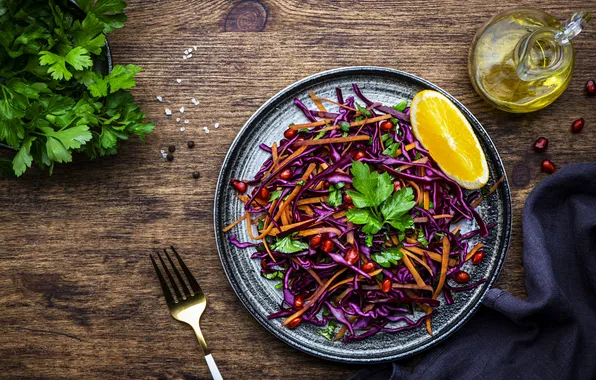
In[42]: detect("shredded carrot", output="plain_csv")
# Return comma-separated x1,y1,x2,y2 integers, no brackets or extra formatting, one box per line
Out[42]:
465,243,484,262
433,214,453,219
289,114,391,131
423,191,430,210
298,205,314,216
390,235,399,246
400,248,427,287
393,283,433,292
405,142,417,151
283,268,347,326
235,194,250,203
332,210,347,219
471,176,505,208
280,206,290,226
222,214,247,233
263,238,276,262
432,236,451,299
422,304,433,335
297,197,327,205
291,258,323,286
413,217,429,223
403,250,433,276
309,90,327,112
268,218,315,237
297,227,342,237
346,225,354,245
293,135,370,147
271,142,278,170
397,156,429,172
405,246,457,267
318,97,358,112
408,181,423,204
451,225,461,235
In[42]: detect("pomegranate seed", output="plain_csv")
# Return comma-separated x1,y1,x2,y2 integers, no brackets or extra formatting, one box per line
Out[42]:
345,247,360,265
472,251,485,265
284,128,297,139
261,259,268,269
280,169,293,180
354,151,366,160
362,262,375,273
321,239,335,253
288,317,302,329
323,181,330,189
347,205,355,209
454,271,470,284
533,137,548,153
381,278,392,293
380,120,394,131
343,193,352,204
294,295,304,309
258,187,270,201
231,179,247,194
541,159,556,174
393,182,402,192
310,234,322,248
571,118,584,133
586,80,595,96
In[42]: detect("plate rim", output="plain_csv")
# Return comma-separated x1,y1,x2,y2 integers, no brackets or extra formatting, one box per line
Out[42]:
214,66,512,363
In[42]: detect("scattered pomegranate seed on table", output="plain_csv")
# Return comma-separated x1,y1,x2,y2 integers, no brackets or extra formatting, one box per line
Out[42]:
541,160,556,174
533,137,548,152
454,271,470,284
586,80,595,96
571,118,585,133
166,153,174,161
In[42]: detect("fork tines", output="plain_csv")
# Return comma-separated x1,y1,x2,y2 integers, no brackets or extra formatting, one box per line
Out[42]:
150,246,203,305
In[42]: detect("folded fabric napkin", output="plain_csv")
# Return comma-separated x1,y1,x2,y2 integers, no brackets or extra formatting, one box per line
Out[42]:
352,162,596,380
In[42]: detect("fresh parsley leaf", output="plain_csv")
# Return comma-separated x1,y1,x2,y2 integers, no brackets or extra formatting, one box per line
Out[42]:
72,13,106,55
271,235,309,253
298,128,309,133
322,305,330,317
389,117,398,125
381,187,416,223
296,180,305,186
326,184,343,207
262,271,285,280
39,47,93,80
381,133,391,142
428,201,434,209
75,0,128,34
365,234,373,247
269,190,283,202
371,248,403,268
317,321,339,341
275,282,283,289
392,100,408,112
314,130,327,140
417,230,429,247
258,219,265,231
415,152,422,160
382,141,400,157
346,161,393,208
346,208,383,235
355,102,372,117
12,136,35,176
340,121,351,132
386,214,414,231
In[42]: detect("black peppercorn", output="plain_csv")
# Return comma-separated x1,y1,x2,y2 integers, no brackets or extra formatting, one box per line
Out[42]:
192,171,200,179
187,140,195,148
166,153,174,161
168,145,176,152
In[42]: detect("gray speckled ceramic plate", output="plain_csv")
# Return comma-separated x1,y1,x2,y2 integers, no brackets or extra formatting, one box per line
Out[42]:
214,67,512,363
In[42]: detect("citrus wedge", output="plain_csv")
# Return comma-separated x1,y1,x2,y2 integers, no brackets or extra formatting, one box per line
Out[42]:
410,90,489,190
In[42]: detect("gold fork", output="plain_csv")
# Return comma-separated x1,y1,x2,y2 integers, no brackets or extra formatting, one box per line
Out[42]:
151,247,223,380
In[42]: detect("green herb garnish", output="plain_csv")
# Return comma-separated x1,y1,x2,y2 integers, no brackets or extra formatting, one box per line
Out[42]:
371,248,403,268
271,235,309,253
317,321,339,341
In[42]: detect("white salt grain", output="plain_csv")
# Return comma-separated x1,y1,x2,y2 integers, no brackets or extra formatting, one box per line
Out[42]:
214,121,219,129
184,119,189,124
164,108,172,115
176,79,182,83
156,95,163,102
203,127,210,134
180,107,185,114
161,152,167,158
180,127,186,132
188,48,193,53
182,55,188,60
176,117,181,122
184,50,189,55
187,54,193,59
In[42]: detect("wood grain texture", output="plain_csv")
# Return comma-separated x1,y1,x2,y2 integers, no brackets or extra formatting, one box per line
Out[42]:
1,0,595,378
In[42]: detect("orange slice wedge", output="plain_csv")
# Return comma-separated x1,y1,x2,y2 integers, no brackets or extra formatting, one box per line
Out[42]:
410,90,488,189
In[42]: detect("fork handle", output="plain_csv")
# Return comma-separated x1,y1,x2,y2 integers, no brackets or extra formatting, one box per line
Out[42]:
205,354,223,380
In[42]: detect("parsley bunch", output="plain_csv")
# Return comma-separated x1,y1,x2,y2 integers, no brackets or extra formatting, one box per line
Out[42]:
0,0,154,177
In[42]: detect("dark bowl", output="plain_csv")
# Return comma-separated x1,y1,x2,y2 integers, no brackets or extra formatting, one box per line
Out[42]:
214,67,512,363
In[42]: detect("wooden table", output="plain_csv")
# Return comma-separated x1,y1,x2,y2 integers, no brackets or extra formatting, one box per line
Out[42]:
1,1,594,378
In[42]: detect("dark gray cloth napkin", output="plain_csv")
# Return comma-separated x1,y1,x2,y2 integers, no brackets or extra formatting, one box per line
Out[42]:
352,162,596,380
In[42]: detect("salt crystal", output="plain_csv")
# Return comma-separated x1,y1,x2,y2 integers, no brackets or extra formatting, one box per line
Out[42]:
180,127,186,132
164,108,172,116
176,79,182,83
191,98,197,104
203,127,210,134
193,45,198,50
188,48,193,53
156,95,163,102
182,55,188,60
161,152,167,158
187,54,193,59
184,119,189,124
184,49,189,55
214,121,219,129
176,117,181,122
180,107,185,114
160,149,165,154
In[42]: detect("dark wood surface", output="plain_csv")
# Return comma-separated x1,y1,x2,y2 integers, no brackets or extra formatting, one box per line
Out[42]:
1,1,595,379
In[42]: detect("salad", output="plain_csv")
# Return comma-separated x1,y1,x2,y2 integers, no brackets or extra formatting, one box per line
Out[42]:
224,84,502,342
